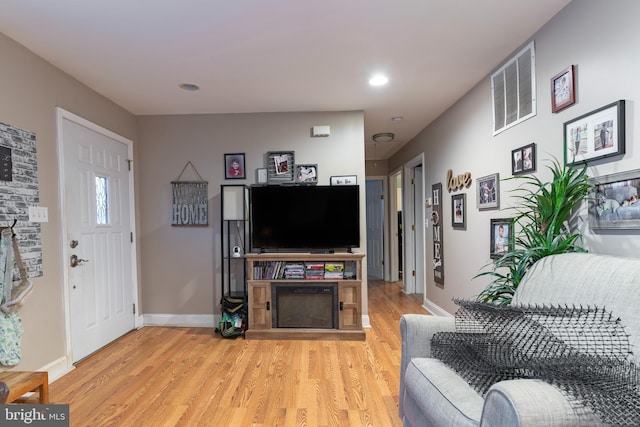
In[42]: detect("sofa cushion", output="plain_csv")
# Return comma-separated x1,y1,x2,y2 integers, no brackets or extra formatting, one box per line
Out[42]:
512,253,640,364
481,379,604,427
404,357,483,427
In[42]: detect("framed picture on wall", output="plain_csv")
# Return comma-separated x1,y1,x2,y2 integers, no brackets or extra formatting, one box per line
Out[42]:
490,218,514,259
564,100,625,166
451,193,466,230
224,153,245,179
589,168,640,230
551,65,576,113
476,173,499,210
511,143,536,176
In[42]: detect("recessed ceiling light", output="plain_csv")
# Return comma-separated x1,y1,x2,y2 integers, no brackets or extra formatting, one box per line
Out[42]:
179,83,200,91
369,75,389,86
391,116,404,123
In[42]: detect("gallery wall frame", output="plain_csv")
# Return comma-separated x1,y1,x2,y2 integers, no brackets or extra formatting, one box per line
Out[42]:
451,193,466,230
551,65,575,113
589,168,640,230
490,218,514,259
476,173,500,210
295,164,318,184
564,100,625,166
512,143,536,176
224,153,245,179
267,150,295,184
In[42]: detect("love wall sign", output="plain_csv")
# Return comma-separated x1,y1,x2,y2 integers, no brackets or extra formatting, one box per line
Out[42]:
446,169,472,192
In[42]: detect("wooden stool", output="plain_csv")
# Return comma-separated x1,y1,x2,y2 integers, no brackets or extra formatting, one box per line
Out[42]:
0,371,49,403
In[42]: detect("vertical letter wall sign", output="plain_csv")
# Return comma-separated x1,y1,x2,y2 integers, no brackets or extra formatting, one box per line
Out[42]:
432,183,444,287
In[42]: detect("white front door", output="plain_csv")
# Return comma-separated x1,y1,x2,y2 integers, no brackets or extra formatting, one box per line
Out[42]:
59,111,136,362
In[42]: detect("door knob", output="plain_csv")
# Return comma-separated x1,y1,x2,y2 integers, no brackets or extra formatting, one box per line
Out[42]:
70,254,89,268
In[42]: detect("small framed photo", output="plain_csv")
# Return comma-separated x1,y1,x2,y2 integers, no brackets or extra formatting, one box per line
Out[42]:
490,218,514,259
296,164,318,184
224,153,245,179
330,175,357,186
551,65,575,113
451,193,466,230
564,100,625,166
511,143,536,176
476,173,500,210
589,168,640,230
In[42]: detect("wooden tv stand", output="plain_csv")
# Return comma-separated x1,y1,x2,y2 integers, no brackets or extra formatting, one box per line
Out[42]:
245,253,365,341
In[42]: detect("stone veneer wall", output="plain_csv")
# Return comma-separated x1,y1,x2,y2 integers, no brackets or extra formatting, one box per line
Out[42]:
0,121,42,278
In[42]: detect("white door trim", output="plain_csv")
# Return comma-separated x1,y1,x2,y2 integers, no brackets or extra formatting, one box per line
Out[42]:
388,168,402,282
56,108,140,369
403,153,426,295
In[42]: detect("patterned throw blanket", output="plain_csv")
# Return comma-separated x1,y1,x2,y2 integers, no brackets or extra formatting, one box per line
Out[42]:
432,300,640,425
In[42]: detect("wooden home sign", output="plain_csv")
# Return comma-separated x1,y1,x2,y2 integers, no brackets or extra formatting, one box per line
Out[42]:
432,183,444,287
171,161,208,226
171,181,208,226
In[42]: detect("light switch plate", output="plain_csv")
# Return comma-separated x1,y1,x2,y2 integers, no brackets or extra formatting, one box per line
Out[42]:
28,206,49,222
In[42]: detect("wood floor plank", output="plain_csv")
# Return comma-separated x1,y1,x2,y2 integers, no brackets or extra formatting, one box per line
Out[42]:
49,280,430,426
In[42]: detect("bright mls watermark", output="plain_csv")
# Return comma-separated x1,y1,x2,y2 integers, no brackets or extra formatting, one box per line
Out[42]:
1,405,69,426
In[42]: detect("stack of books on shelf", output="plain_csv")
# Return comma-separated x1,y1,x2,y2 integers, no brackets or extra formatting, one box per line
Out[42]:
253,261,286,279
324,262,345,280
283,262,305,279
305,262,325,280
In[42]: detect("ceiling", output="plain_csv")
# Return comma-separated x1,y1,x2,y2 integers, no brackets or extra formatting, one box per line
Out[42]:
0,0,570,160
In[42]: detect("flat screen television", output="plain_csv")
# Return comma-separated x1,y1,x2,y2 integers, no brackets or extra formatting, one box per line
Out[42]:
251,185,360,251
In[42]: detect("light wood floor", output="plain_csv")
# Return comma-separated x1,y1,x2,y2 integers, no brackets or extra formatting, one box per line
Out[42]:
50,280,430,427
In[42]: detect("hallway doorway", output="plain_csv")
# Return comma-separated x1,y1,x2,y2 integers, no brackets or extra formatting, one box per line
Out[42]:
365,179,385,279
402,154,425,297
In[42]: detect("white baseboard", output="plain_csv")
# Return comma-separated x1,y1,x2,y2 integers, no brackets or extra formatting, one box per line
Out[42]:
143,314,217,328
39,356,74,383
144,313,370,330
423,299,454,318
362,315,371,328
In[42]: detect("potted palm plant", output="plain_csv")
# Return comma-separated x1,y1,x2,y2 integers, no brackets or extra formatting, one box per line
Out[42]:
476,157,591,305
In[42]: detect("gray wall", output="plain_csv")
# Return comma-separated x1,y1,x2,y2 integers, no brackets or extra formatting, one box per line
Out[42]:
0,32,138,371
0,27,366,374
136,112,367,318
389,0,640,314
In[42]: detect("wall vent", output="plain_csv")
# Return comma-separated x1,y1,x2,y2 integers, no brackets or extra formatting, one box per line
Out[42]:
492,41,536,135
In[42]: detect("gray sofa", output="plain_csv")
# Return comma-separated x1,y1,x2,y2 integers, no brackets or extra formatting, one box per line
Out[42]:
399,253,640,426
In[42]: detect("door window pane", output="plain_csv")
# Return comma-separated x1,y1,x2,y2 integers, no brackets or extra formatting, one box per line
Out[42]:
96,176,109,224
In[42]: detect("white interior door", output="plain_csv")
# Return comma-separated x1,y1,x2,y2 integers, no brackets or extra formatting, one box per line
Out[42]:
59,112,136,362
365,179,384,279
